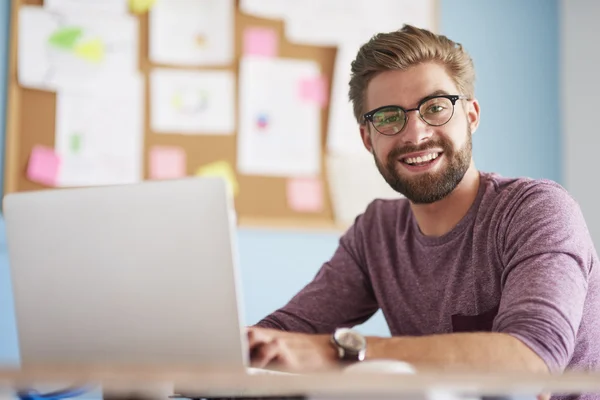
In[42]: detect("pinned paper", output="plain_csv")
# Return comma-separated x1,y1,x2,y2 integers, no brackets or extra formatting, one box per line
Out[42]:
149,0,234,66
237,57,321,177
195,160,239,197
149,146,187,179
327,153,401,226
54,75,144,187
286,177,324,213
299,76,328,107
151,68,235,134
19,6,138,91
129,0,156,14
243,27,278,57
26,145,61,186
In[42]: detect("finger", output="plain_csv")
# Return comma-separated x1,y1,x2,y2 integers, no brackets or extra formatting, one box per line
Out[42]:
269,341,295,372
250,339,283,369
247,327,267,351
247,327,278,351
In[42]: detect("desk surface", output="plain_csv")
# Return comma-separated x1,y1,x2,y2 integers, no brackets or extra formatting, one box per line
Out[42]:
1,365,600,399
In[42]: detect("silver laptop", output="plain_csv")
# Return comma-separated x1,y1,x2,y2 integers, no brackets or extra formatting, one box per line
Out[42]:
3,177,250,370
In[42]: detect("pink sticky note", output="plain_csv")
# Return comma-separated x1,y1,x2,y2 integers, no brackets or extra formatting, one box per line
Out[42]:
286,177,324,213
298,76,328,107
149,146,186,179
26,145,61,186
243,27,278,57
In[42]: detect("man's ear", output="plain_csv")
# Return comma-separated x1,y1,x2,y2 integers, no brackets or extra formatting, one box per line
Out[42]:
466,98,481,134
360,124,373,152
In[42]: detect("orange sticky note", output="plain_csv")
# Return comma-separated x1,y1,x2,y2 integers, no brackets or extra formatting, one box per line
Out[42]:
286,177,324,213
149,146,186,179
243,27,278,57
26,145,61,186
299,76,328,107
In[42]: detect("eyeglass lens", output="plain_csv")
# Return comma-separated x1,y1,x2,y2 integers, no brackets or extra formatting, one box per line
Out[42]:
370,96,455,135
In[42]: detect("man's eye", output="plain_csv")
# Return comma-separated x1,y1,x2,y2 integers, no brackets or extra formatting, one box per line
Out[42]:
376,114,401,125
426,105,444,113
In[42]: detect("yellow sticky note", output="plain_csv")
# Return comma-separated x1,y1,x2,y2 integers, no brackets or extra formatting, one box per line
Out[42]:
129,0,156,14
74,38,105,63
195,160,239,197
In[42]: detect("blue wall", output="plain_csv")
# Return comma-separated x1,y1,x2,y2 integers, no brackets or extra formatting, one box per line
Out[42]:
0,0,561,365
441,0,561,183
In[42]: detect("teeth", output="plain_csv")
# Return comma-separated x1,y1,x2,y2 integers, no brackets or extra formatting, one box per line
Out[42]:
404,152,439,165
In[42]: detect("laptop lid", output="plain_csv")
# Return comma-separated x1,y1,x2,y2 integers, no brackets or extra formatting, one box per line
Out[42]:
3,177,249,370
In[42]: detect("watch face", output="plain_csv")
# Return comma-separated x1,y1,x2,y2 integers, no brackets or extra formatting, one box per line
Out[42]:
335,328,366,352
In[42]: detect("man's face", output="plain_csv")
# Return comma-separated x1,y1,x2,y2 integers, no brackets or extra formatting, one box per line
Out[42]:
360,62,480,204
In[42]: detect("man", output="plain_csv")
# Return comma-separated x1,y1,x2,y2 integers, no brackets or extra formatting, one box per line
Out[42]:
247,24,600,385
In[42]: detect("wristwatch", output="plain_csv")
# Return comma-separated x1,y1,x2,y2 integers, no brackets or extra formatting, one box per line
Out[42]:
330,327,367,362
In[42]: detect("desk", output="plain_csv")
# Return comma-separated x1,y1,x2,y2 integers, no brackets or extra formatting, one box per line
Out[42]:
1,366,600,400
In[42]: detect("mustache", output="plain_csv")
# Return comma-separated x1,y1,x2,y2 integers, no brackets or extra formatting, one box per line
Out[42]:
388,140,451,160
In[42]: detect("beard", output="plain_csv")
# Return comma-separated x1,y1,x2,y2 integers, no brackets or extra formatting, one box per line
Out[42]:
373,129,472,204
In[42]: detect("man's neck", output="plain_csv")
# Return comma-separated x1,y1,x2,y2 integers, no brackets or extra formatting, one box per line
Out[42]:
410,162,480,237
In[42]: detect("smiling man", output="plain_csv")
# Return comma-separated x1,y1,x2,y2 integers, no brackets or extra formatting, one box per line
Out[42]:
247,25,600,393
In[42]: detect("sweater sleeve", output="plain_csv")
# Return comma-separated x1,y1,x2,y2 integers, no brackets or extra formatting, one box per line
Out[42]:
493,181,594,373
255,214,380,334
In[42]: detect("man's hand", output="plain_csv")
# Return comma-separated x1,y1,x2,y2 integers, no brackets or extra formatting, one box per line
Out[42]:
247,327,341,372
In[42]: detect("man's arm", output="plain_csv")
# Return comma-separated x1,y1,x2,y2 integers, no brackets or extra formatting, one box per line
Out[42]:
247,328,546,373
255,214,380,334
489,182,592,373
365,332,547,372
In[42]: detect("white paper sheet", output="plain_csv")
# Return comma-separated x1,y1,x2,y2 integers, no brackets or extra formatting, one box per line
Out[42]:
284,1,367,46
150,68,235,134
237,57,322,177
54,74,144,187
44,0,128,15
18,5,138,91
326,42,367,156
242,0,435,47
239,0,293,20
327,152,402,226
149,0,234,66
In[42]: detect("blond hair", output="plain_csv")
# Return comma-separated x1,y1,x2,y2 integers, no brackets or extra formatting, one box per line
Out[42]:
349,24,475,123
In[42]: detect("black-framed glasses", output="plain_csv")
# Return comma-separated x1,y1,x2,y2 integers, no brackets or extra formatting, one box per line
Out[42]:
363,94,469,136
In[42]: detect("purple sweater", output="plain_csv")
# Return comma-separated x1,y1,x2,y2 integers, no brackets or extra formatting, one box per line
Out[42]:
257,172,600,385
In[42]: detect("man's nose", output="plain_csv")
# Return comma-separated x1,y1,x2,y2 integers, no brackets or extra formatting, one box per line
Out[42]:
400,111,433,145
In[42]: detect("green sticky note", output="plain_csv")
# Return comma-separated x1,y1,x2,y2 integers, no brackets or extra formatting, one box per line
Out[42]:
48,26,83,50
70,133,82,153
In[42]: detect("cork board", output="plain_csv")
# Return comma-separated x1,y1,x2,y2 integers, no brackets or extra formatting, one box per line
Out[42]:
4,0,339,230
